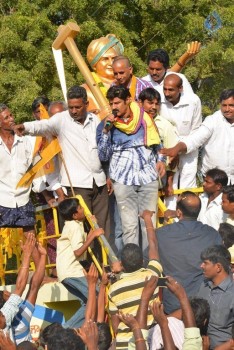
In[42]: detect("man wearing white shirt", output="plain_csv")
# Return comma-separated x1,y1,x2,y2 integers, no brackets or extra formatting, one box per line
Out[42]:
0,104,40,266
142,49,194,97
198,168,228,230
159,74,202,208
160,89,234,185
15,86,110,234
138,87,179,196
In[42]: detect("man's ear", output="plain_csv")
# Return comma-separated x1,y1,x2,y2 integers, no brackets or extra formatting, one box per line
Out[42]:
216,262,223,273
176,208,182,218
86,100,89,108
179,85,183,94
72,212,78,220
138,99,143,108
126,96,132,105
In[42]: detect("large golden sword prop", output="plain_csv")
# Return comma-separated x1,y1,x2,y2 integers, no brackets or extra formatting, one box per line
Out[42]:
52,23,118,264
52,22,111,119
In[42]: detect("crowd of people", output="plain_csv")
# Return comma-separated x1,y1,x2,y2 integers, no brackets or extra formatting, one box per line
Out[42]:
0,33,234,350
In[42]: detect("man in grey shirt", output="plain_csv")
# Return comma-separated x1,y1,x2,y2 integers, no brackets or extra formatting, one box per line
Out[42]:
157,191,222,314
198,245,234,349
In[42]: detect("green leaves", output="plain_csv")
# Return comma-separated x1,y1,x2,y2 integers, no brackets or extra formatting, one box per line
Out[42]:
0,0,233,120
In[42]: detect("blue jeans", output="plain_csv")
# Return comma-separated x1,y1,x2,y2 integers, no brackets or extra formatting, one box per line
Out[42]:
113,180,158,255
62,277,88,329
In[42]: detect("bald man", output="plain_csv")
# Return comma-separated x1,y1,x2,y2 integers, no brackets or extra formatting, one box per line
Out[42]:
156,191,222,314
112,55,152,100
48,101,67,117
159,74,202,209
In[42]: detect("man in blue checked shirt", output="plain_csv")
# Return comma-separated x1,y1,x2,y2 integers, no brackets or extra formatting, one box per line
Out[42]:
97,86,166,258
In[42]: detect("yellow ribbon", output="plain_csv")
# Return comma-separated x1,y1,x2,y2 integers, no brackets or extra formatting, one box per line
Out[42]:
92,72,108,97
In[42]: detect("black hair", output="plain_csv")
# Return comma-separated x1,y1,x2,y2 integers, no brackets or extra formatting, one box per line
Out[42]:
146,49,170,68
0,291,5,309
205,168,228,187
138,88,161,104
190,297,210,336
49,328,84,350
223,185,234,203
201,245,231,274
219,89,234,102
121,243,143,272
17,341,37,349
31,96,50,112
219,223,234,249
106,86,131,101
58,198,80,221
67,85,87,102
39,322,63,347
97,322,112,350
176,191,201,219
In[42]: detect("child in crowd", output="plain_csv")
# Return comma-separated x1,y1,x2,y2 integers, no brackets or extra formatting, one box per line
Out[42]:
56,198,104,329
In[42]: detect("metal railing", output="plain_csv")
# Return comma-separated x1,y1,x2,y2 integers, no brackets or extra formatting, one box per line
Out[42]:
0,188,203,285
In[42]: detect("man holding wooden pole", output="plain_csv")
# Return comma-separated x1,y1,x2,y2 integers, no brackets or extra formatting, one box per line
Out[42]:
15,85,110,237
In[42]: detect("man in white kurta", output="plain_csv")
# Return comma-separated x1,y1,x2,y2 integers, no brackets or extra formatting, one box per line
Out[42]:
15,86,110,234
159,74,202,208
159,89,234,187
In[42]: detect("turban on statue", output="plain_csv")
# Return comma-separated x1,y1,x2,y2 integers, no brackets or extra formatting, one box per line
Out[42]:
87,34,124,69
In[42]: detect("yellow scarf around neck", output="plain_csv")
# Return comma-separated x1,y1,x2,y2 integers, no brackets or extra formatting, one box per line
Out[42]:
114,102,160,147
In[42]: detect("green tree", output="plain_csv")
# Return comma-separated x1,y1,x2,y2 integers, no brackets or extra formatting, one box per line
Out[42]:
0,0,233,121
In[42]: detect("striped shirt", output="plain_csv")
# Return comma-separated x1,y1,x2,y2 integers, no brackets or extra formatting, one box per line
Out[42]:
132,77,153,101
97,112,165,186
1,294,22,341
149,317,184,350
112,75,153,101
12,300,35,345
108,260,163,349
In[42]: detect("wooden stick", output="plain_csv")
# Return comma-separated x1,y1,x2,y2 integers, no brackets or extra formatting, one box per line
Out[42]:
52,22,111,118
59,152,75,197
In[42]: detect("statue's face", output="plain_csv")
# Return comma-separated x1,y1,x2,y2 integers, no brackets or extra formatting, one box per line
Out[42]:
94,47,118,80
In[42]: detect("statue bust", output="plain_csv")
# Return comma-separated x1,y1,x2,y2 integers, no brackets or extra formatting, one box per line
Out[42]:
83,34,124,113
84,35,200,114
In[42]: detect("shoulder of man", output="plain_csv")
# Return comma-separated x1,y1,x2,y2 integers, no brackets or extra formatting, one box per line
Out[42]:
87,112,102,125
136,76,153,87
157,222,177,234
201,109,223,127
180,91,200,105
196,221,222,240
141,74,151,82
